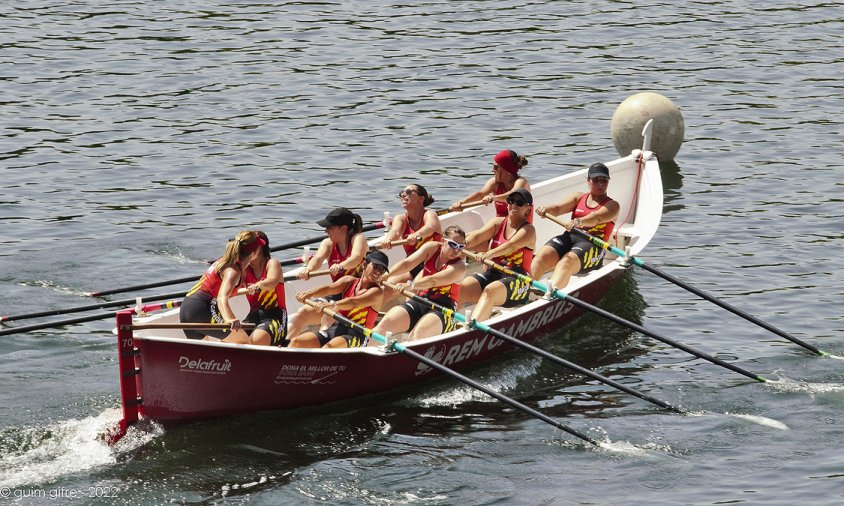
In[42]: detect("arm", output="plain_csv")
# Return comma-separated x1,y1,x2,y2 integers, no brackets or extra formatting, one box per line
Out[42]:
570,200,621,230
334,285,384,313
408,259,467,291
535,191,582,219
386,242,437,280
247,259,282,294
465,217,503,251
382,214,408,249
299,238,332,280
489,177,531,204
217,267,243,328
295,276,352,304
406,210,442,247
450,177,497,211
482,224,536,261
330,232,369,276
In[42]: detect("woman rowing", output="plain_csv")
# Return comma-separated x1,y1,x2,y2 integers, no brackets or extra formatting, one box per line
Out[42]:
449,149,531,216
288,251,388,349
286,207,368,338
223,230,288,346
380,183,443,301
179,230,264,341
460,188,536,322
372,226,467,342
531,162,619,291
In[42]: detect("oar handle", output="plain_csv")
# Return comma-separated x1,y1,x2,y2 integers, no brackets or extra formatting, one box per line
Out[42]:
437,199,486,216
375,238,409,249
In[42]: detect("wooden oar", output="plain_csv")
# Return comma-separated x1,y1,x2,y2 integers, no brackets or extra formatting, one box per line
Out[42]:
549,217,831,358
462,250,769,384
382,281,684,415
303,298,605,448
436,199,485,216
0,299,182,337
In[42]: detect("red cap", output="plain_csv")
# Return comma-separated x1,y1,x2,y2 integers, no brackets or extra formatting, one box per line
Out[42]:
494,150,519,174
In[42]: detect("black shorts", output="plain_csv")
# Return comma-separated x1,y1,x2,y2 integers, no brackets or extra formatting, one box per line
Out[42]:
472,267,532,307
399,296,460,333
179,291,227,340
545,232,606,272
317,323,368,348
245,308,288,346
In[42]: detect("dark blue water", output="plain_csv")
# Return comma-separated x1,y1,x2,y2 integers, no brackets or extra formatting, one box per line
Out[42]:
2,1,844,504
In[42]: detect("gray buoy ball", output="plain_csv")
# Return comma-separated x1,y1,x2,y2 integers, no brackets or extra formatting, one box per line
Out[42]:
611,92,684,161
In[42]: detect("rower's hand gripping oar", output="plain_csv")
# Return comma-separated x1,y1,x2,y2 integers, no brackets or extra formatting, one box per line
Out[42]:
461,250,769,384
381,280,684,415
544,213,831,359
302,298,607,448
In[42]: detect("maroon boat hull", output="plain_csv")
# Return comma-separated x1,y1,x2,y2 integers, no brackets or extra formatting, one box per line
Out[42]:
127,272,619,422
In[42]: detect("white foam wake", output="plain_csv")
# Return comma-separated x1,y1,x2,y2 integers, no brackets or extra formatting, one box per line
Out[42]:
765,376,844,394
0,408,161,489
725,413,789,430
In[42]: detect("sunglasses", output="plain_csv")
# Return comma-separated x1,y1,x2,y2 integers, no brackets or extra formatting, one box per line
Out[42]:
506,197,528,207
446,239,466,251
370,264,388,274
398,189,419,198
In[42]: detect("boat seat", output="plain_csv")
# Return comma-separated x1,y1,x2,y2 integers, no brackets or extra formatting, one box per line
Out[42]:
613,224,638,249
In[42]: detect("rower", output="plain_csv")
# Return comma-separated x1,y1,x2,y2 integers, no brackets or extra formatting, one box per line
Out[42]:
286,207,369,339
449,149,531,217
372,226,467,342
287,251,388,349
531,162,620,291
379,183,443,304
460,189,536,322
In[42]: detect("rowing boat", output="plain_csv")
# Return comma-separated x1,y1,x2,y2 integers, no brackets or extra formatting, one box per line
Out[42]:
109,145,662,441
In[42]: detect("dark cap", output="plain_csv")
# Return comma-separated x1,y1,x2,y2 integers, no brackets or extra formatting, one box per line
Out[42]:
366,250,390,272
509,188,533,206
587,163,610,179
317,207,355,228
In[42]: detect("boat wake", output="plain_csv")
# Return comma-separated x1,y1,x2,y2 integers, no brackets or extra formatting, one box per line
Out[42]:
723,413,789,430
0,408,161,489
18,280,90,297
765,376,844,394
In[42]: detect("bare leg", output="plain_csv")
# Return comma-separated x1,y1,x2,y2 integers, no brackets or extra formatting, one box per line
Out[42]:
323,336,350,349
550,252,582,291
287,332,321,348
249,329,271,346
530,244,561,281
221,329,251,344
470,281,507,321
407,312,445,341
287,305,321,338
371,306,412,344
457,277,483,309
